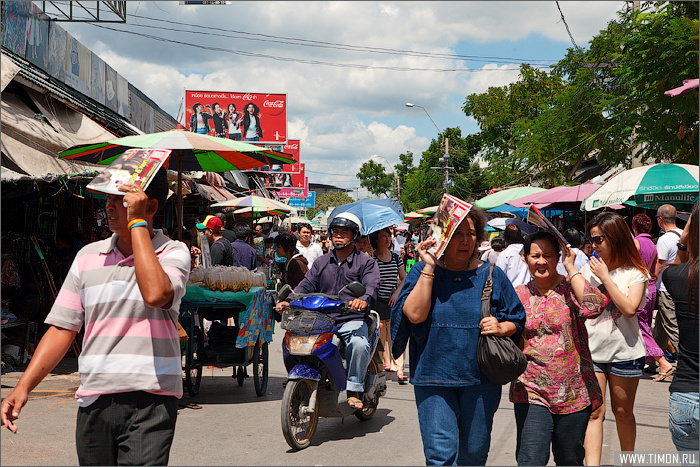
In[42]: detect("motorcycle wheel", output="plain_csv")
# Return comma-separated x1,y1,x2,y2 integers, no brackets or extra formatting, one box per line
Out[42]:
183,326,203,397
354,357,380,421
253,342,268,396
281,379,318,451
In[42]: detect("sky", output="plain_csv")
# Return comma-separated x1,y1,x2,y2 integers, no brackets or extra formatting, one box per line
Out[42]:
52,1,628,198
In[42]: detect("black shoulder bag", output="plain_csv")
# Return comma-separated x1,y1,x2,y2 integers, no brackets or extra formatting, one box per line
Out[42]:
476,264,528,385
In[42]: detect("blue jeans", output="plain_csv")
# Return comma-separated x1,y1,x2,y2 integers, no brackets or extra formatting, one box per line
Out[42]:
337,320,370,393
414,384,501,466
669,392,699,452
514,403,591,466
245,136,260,142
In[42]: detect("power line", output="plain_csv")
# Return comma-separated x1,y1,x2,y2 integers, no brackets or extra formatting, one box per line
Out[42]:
556,1,581,51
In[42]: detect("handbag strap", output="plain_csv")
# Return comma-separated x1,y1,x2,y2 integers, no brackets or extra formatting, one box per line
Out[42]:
480,264,495,320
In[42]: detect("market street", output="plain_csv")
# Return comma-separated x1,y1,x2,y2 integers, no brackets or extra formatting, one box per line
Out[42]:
2,329,677,466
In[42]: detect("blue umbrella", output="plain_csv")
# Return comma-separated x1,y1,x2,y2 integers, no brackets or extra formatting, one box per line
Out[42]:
328,199,405,236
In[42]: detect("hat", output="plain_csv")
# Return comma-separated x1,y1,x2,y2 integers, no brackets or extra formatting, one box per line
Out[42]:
477,240,492,252
196,215,222,230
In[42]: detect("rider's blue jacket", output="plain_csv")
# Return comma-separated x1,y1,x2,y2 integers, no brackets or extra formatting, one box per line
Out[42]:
294,247,380,324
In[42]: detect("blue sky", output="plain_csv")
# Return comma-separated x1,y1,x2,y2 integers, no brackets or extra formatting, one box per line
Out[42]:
54,1,627,197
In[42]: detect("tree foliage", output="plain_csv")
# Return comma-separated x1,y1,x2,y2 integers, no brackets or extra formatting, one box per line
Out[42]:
305,191,354,219
462,1,698,188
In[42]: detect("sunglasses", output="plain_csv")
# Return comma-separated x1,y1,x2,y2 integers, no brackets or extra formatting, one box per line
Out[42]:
590,235,606,245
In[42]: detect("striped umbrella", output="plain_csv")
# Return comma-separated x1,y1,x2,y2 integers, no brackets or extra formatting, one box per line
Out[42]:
582,163,699,211
59,128,294,238
211,194,292,212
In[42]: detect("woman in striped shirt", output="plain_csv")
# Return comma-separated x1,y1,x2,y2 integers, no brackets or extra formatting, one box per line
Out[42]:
370,227,408,382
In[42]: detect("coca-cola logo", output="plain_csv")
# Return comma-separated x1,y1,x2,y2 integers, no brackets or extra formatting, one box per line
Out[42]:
284,143,299,150
262,98,286,116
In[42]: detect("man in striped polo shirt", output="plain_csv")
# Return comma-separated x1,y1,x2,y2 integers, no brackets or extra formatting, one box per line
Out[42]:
1,168,191,466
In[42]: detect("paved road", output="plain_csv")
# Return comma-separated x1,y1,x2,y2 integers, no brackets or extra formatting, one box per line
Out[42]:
1,330,677,466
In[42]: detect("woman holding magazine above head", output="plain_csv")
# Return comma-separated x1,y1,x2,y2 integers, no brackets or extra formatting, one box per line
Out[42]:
510,230,609,466
391,198,525,466
580,212,650,466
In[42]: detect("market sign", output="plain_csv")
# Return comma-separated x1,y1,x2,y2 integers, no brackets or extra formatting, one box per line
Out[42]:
288,191,315,208
184,90,287,144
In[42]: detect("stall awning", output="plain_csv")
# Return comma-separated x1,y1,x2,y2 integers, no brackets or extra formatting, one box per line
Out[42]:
195,183,237,203
1,53,19,92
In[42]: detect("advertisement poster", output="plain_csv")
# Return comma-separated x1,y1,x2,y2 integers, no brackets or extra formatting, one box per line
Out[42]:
262,139,302,192
64,34,91,96
25,3,49,70
2,1,30,57
47,22,66,81
90,52,106,105
130,89,154,134
184,90,287,144
279,165,307,197
104,64,118,113
116,73,129,117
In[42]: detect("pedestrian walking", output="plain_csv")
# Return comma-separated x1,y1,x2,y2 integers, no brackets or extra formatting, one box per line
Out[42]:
511,231,608,466
581,212,650,466
1,169,191,466
391,205,525,466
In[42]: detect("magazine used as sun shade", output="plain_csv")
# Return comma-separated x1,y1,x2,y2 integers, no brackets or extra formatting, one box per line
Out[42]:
86,148,172,195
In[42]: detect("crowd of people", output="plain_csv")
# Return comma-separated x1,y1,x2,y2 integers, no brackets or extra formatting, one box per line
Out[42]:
1,171,696,467
390,201,698,466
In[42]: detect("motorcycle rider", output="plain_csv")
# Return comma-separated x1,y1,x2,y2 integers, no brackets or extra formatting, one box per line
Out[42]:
276,212,380,409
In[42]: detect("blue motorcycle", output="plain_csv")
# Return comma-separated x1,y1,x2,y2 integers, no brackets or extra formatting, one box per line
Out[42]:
278,282,387,450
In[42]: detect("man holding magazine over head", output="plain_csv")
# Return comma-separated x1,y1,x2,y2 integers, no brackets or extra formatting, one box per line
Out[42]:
1,154,190,466
391,194,525,466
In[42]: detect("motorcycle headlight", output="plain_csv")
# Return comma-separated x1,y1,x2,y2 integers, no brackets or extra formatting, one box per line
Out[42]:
289,334,320,355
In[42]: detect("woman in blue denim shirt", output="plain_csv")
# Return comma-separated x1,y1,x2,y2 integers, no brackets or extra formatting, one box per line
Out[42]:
391,207,526,466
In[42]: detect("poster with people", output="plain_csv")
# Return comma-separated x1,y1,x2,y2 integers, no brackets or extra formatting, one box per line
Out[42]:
184,90,287,144
261,139,305,195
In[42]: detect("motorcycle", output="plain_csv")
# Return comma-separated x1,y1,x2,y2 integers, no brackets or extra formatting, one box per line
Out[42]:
278,282,387,450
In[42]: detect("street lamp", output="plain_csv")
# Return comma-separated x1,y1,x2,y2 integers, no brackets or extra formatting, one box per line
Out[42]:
405,102,451,194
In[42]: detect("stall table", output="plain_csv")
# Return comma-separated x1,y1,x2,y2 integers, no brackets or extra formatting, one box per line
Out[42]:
179,286,275,397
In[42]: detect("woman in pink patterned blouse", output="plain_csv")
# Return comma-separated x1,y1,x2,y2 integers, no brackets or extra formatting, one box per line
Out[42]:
510,231,609,466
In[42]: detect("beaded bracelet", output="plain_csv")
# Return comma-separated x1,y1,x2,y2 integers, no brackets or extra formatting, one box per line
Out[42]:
420,271,435,279
128,221,148,231
569,271,582,280
127,218,147,230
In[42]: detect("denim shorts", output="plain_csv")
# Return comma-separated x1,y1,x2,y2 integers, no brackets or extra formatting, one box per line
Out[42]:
593,357,645,378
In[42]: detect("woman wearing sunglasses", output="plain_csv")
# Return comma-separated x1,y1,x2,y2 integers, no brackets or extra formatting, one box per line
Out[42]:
580,212,651,466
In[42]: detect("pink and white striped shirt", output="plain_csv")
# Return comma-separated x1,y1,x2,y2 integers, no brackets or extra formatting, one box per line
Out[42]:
45,230,190,406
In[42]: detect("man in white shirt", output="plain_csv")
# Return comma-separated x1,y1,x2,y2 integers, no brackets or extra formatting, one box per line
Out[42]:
296,222,323,268
495,223,531,287
556,228,589,275
652,204,683,357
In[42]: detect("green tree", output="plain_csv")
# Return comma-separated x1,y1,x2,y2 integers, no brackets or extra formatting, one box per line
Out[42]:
306,191,354,219
356,160,395,198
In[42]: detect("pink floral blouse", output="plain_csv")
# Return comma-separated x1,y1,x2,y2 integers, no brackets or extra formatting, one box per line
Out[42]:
509,278,609,414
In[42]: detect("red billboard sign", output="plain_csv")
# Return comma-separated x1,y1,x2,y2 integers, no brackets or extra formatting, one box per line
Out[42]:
262,139,306,196
184,90,287,144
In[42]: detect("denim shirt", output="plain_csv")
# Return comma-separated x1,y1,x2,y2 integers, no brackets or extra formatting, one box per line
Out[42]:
391,261,526,387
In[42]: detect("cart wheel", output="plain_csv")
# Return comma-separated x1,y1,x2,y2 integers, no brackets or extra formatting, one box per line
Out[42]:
354,357,380,421
236,366,245,386
281,379,318,451
184,326,203,397
253,342,269,396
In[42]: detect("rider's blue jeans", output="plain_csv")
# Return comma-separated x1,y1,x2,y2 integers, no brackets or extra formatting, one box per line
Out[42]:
337,319,370,393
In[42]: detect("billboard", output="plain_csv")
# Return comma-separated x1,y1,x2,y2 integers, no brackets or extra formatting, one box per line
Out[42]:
262,139,302,193
278,164,307,197
184,90,287,144
288,192,316,208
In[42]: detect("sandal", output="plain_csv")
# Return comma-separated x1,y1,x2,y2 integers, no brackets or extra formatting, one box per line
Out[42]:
347,396,364,409
653,368,675,382
397,373,409,385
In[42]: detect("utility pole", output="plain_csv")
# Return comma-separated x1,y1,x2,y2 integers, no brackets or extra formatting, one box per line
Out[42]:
443,137,450,194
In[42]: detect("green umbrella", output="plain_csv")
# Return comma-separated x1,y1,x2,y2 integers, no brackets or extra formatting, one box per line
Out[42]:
59,128,295,237
582,163,699,211
473,186,547,211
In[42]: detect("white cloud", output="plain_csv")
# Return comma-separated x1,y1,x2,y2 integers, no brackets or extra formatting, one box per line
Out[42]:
57,1,625,191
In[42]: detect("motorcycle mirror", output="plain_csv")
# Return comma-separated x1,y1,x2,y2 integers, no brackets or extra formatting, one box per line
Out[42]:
278,284,293,301
344,281,366,298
